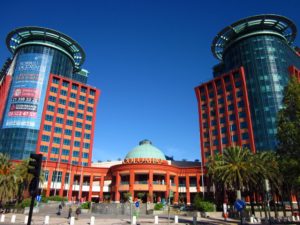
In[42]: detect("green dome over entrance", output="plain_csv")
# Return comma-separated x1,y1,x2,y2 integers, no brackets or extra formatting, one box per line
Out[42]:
125,140,166,160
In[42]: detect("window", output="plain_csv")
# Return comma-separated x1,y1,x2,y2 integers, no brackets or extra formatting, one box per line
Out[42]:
75,131,81,137
238,100,244,108
219,107,225,114
87,106,93,112
65,173,70,183
84,143,90,149
229,114,236,121
49,96,56,102
77,113,83,119
231,135,238,142
79,96,85,101
82,152,89,158
78,104,84,110
68,110,74,117
60,90,67,96
51,171,62,182
74,141,80,147
90,89,95,96
81,87,87,93
52,77,59,84
50,87,57,93
44,170,49,181
86,115,92,121
44,125,51,131
57,108,65,114
50,158,58,162
62,149,69,156
218,98,224,104
63,139,71,145
230,124,237,131
221,127,227,133
45,115,53,121
237,90,243,97
85,124,91,130
66,120,73,126
70,93,76,99
84,133,90,139
239,111,246,118
235,81,241,88
64,129,72,135
51,147,59,154
40,145,48,153
72,84,78,90
42,135,50,142
227,95,233,101
211,120,217,126
59,99,66,105
54,127,62,133
82,162,88,167
222,137,228,144
69,101,75,108
62,81,69,87
76,122,82,128
213,140,218,146
242,133,249,140
212,129,218,135
47,105,55,112
73,151,79,157
88,98,94,104
240,121,248,129
72,161,78,165
228,104,234,111
53,137,61,144
220,117,225,124
56,117,63,124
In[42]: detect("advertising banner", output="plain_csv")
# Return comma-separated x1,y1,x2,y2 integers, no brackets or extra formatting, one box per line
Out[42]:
3,53,53,129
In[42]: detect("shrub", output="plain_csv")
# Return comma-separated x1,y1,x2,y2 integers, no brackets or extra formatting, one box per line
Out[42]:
19,198,37,208
80,201,91,209
194,194,214,212
154,203,164,210
46,195,67,202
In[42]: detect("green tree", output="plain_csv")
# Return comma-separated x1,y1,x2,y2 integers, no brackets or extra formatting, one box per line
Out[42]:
277,76,300,214
0,153,18,203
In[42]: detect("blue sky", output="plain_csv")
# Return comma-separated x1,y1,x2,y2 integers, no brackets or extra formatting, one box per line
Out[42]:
1,0,300,162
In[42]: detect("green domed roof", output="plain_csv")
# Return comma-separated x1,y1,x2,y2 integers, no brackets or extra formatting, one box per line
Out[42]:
125,140,166,160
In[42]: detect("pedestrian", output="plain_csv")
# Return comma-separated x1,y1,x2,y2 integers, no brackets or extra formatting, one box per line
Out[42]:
68,206,72,219
75,207,81,220
57,204,62,215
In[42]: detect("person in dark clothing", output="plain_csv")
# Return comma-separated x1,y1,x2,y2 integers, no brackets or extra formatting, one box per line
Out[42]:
67,206,72,219
75,207,81,220
57,204,62,215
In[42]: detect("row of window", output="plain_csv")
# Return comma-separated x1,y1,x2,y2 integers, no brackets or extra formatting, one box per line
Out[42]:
52,77,96,96
203,121,248,137
47,104,94,113
49,96,95,105
43,125,91,138
204,132,249,147
40,145,90,158
45,116,92,129
41,135,91,147
203,112,247,126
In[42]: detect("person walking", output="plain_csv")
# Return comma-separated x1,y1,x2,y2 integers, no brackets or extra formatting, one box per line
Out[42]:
57,204,62,215
67,206,72,219
75,206,81,220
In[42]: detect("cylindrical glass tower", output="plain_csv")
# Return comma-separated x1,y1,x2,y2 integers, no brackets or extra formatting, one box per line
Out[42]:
211,14,300,151
0,27,85,159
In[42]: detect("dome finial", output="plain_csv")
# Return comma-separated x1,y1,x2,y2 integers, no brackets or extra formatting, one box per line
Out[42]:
139,139,152,145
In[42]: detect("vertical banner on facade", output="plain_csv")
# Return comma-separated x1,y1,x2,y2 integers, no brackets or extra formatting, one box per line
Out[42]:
3,53,53,129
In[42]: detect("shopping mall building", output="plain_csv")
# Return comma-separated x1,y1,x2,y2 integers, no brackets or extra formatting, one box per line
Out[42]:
0,27,203,204
195,14,300,165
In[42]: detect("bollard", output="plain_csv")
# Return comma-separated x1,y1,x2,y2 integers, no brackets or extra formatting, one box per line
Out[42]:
250,216,254,223
174,215,178,224
132,215,136,225
44,215,50,224
297,215,300,221
193,216,197,225
11,215,16,223
24,216,28,224
70,216,75,225
0,214,5,222
292,216,296,221
90,216,95,225
154,215,158,224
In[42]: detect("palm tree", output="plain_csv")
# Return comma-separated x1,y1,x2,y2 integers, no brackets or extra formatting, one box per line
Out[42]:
207,146,255,196
0,153,18,203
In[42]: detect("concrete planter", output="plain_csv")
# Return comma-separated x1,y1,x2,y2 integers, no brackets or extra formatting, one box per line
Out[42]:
80,209,90,214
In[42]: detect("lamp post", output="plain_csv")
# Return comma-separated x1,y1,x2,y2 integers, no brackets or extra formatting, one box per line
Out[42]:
264,179,271,224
